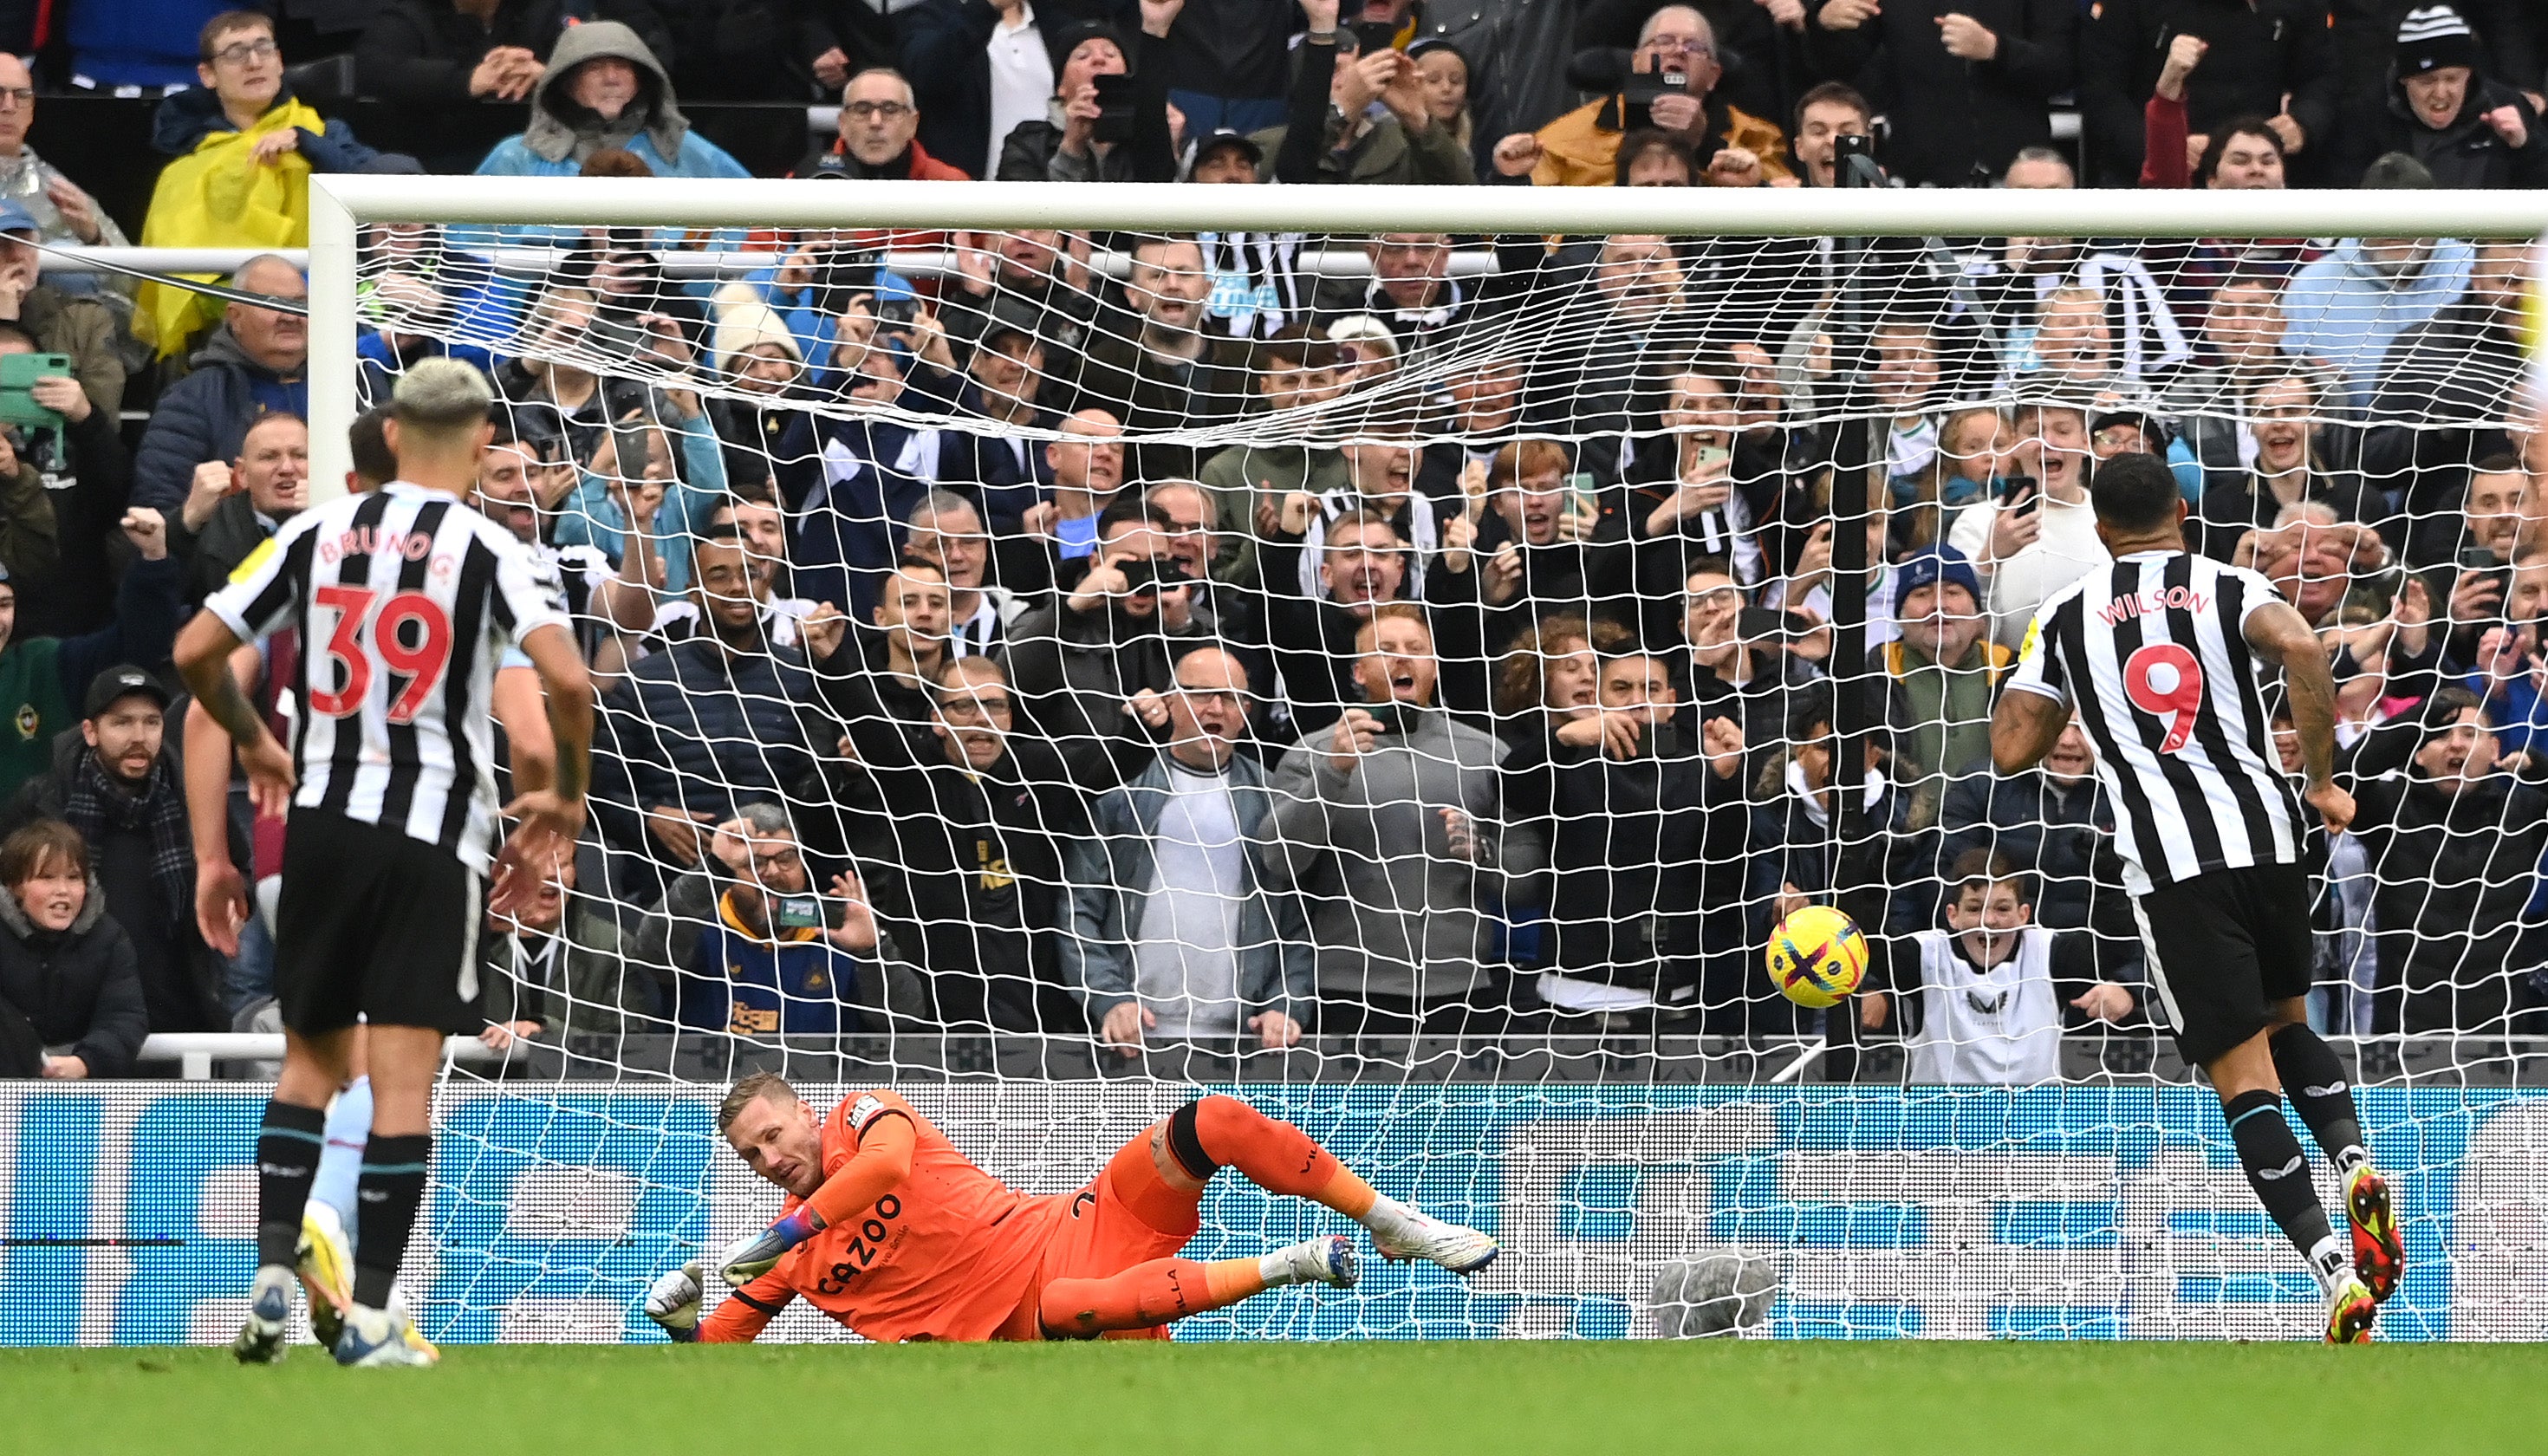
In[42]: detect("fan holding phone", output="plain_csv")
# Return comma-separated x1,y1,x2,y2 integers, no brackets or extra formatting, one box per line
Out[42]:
1943,400,2113,650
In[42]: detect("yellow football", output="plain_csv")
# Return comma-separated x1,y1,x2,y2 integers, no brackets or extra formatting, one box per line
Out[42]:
1765,905,1869,1010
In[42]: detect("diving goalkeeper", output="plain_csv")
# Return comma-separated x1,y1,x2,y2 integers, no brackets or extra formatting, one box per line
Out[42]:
643,1074,1498,1342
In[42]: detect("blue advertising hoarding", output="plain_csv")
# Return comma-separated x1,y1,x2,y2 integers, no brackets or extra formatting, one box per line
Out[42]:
1,1082,2537,1344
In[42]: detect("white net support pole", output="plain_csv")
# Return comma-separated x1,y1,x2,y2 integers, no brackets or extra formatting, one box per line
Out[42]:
309,178,361,504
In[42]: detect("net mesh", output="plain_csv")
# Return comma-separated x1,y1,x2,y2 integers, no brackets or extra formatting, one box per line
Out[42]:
330,211,2548,1342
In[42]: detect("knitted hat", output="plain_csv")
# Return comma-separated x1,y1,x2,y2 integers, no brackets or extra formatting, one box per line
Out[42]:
1895,543,1982,611
710,300,803,375
1045,19,1131,76
2397,5,2483,76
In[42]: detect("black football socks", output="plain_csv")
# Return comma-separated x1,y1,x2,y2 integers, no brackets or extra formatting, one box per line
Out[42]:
254,1101,328,1270
2224,1089,2346,1291
2270,1024,2369,1176
352,1132,432,1310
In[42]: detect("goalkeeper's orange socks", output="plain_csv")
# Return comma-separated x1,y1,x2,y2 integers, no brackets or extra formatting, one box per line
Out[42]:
1184,1095,1432,1245
351,1132,432,1308
1039,1258,1244,1336
1041,1251,1345,1336
253,1100,328,1269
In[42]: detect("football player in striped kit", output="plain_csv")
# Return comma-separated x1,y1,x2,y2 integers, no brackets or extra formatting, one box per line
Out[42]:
1993,453,2402,1342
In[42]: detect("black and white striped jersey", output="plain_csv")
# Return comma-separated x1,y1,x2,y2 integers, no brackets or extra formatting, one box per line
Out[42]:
2005,549,2306,896
205,482,571,874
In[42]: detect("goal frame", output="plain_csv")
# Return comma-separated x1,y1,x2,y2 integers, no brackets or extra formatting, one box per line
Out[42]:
304,176,2548,494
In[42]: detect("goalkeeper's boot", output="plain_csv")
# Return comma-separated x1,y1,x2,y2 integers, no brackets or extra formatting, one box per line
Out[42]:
334,1301,439,1368
231,1264,296,1365
296,1203,354,1351
1368,1208,1500,1277
2324,1272,2378,1345
2345,1163,2403,1305
1264,1235,1361,1290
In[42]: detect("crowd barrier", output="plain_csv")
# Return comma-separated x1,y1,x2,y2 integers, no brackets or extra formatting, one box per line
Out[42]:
2,1082,2538,1344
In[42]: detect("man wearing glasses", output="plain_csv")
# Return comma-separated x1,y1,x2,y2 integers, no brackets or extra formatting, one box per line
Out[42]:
675,804,897,1037
0,55,123,256
1065,647,1312,1060
140,11,409,356
1489,6,1789,187
799,68,972,181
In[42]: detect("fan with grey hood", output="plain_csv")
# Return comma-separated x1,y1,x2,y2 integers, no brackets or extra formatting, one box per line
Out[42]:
518,21,696,168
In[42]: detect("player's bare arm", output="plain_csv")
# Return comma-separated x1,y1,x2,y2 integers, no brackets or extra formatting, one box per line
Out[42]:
2241,596,2355,833
184,643,263,957
1991,681,2068,775
492,620,594,917
173,610,296,816
491,663,555,793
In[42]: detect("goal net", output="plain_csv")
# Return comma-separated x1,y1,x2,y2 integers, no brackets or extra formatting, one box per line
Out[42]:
299,178,2548,1344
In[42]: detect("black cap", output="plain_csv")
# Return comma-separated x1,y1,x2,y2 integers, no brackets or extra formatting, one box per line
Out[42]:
1406,36,1467,68
2089,407,2168,449
1045,18,1132,74
1192,127,1264,166
83,665,170,719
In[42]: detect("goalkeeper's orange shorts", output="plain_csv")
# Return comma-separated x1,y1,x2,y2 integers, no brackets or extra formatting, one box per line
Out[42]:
996,1124,1201,1341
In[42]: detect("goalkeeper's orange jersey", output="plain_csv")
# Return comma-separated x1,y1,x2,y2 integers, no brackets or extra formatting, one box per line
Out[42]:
698,1089,1065,1343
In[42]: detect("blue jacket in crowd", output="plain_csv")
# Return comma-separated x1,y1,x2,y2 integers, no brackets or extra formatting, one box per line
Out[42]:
679,890,868,1036
132,328,309,514
591,639,834,866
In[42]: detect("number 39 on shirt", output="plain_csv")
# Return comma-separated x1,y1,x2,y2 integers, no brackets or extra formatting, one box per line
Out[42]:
307,583,456,723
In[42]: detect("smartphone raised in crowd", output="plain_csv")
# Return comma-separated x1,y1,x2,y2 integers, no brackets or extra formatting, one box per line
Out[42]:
1622,68,1688,129
1351,18,1403,55
1359,700,1409,738
1564,471,1602,517
1999,473,2040,518
0,352,70,431
1092,72,1137,145
1111,556,1168,599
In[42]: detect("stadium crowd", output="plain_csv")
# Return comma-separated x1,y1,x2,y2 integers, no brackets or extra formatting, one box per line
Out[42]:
0,0,2545,1083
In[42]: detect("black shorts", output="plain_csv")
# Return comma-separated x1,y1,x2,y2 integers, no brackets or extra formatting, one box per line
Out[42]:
2129,861,2315,1066
274,809,483,1037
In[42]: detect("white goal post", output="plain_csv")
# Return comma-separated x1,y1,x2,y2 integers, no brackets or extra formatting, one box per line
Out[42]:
302,176,2548,496
257,174,2548,1344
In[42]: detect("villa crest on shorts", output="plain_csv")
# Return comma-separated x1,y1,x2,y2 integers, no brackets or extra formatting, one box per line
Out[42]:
205,482,570,874
2005,549,2306,896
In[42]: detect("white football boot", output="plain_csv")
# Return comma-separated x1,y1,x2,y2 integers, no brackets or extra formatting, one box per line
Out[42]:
1368,1205,1501,1276
231,1264,296,1365
333,1298,439,1368
1261,1234,1361,1290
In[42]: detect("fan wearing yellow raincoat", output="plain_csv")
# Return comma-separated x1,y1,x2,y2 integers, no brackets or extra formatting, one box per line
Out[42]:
134,11,413,358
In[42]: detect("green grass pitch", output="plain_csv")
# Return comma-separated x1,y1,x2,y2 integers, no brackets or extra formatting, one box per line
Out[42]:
7,1342,2541,1455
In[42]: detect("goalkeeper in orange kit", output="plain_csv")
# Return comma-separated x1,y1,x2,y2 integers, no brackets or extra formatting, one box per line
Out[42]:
641,1073,1498,1342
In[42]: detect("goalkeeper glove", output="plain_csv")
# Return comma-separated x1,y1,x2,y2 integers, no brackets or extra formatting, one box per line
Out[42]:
713,1206,820,1288
645,1261,703,1342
